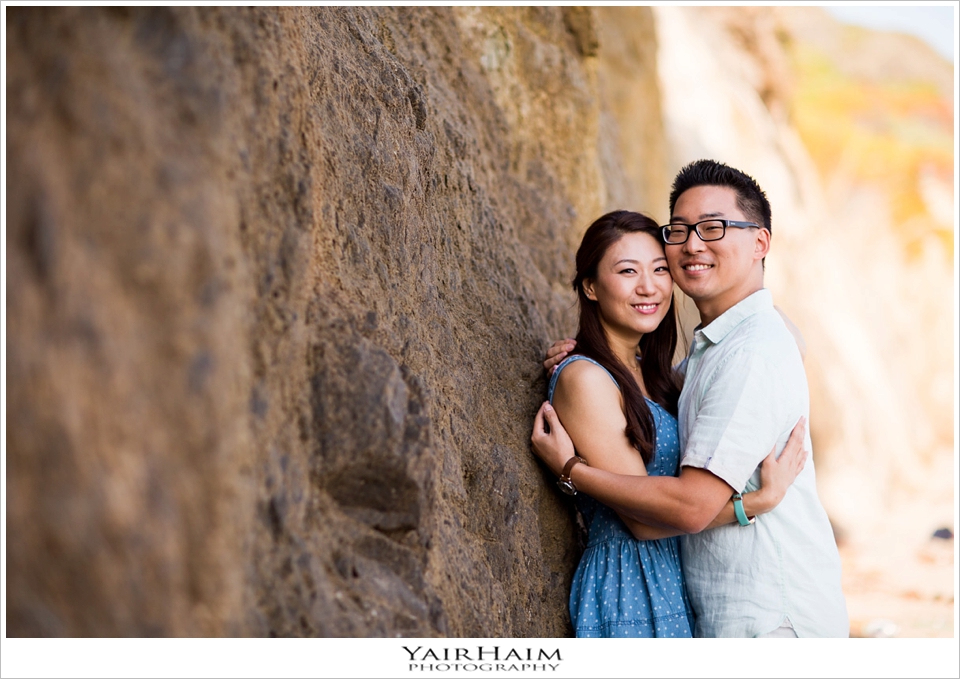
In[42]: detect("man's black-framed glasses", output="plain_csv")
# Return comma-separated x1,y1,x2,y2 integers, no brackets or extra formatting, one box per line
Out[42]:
660,219,760,245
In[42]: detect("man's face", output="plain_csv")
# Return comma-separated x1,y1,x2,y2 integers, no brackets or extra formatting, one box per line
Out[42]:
665,185,768,323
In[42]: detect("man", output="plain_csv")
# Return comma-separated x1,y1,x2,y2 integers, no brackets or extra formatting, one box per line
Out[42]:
531,159,848,637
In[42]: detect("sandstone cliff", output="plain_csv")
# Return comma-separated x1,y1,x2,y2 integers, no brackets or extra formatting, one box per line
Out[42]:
6,6,665,637
5,6,953,638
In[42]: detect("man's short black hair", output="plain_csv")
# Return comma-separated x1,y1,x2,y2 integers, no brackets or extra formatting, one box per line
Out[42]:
668,159,772,233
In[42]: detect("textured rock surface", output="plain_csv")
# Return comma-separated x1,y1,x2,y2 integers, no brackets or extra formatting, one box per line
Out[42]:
6,6,664,637
6,6,953,639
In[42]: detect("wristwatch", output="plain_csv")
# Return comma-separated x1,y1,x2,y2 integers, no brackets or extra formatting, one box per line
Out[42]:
557,455,587,496
731,492,756,526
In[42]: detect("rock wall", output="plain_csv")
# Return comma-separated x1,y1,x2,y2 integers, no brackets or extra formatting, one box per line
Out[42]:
6,5,953,639
6,6,665,637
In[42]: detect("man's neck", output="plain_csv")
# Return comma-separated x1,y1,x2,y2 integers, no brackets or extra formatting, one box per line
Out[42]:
695,284,764,328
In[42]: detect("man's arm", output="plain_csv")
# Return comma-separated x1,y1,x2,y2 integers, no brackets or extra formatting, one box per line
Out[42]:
531,402,807,536
611,431,807,538
581,461,733,534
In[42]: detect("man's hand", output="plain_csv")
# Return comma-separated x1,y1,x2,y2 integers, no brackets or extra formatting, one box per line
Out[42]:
543,338,577,375
531,402,576,476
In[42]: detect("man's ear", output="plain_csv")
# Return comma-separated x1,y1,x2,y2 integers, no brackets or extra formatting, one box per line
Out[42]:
582,279,598,301
754,227,771,261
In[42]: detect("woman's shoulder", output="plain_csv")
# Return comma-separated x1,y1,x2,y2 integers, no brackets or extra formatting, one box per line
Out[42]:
549,355,626,423
551,355,620,394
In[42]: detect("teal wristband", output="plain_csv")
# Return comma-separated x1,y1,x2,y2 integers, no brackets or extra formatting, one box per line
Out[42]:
731,492,756,526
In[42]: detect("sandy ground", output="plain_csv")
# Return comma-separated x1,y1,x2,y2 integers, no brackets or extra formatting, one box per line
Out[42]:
840,526,955,638
842,540,955,638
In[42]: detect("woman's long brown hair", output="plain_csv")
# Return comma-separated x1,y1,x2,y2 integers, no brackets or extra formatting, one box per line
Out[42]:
571,210,682,465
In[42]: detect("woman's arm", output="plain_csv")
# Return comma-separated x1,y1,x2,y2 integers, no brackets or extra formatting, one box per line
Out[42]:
550,359,687,538
551,360,649,480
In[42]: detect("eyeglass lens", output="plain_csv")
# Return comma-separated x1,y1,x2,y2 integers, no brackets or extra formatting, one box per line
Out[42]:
664,220,726,243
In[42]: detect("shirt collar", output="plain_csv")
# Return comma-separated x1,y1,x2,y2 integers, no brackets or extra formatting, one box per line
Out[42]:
697,289,773,345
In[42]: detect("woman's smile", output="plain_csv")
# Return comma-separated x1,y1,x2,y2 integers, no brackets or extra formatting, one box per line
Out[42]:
632,302,661,315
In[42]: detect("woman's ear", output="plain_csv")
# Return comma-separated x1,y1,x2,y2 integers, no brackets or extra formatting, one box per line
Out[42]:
582,279,598,301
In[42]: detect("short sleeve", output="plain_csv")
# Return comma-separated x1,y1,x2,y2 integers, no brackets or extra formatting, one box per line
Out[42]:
674,357,689,378
680,348,786,491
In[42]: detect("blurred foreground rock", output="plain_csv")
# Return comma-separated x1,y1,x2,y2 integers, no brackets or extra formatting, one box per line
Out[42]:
6,6,666,636
6,6,953,638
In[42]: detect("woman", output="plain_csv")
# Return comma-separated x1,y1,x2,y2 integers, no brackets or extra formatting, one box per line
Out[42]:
543,210,805,638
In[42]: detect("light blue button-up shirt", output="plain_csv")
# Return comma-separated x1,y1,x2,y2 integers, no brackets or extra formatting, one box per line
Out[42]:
678,289,849,637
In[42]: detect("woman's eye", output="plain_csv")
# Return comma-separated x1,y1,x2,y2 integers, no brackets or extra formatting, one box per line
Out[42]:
619,268,636,274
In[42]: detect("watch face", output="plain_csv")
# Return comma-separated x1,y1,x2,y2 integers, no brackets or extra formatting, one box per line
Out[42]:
557,478,577,496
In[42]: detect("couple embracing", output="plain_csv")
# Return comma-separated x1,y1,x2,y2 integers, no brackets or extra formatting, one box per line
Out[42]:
530,159,849,638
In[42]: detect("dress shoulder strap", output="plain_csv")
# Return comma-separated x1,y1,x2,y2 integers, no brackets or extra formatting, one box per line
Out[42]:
547,355,620,403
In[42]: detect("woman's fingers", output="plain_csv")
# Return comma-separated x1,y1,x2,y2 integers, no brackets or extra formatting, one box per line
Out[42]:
531,401,549,441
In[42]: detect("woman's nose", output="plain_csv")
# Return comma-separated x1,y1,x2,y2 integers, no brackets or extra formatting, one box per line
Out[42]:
635,273,655,294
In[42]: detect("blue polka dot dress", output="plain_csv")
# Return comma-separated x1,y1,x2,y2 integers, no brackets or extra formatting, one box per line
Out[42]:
548,355,695,638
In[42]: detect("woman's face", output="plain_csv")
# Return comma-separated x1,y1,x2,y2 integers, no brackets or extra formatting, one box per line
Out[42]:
584,231,674,341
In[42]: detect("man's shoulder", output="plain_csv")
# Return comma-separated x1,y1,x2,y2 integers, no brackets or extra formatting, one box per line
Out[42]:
699,309,805,388
725,305,799,358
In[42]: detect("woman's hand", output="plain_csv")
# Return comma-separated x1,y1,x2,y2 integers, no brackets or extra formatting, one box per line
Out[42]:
755,417,808,514
531,402,576,476
543,338,577,374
